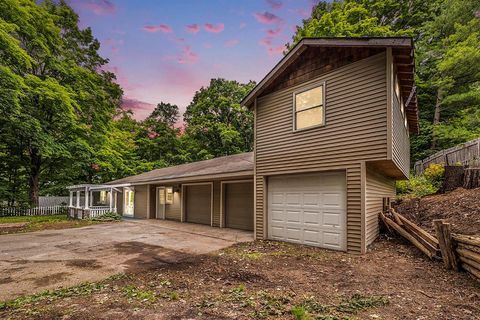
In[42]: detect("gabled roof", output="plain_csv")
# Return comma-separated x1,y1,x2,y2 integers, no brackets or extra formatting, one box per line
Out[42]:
106,152,253,185
241,37,418,133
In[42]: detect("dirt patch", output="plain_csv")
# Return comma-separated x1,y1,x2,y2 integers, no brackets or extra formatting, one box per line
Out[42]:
395,187,480,235
0,277,14,285
65,259,101,269
0,222,28,234
33,272,71,286
1,239,478,320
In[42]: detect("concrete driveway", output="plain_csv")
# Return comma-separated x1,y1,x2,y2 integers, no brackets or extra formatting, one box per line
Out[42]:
0,219,252,301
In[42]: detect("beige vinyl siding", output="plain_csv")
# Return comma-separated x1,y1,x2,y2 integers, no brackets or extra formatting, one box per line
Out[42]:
255,53,388,254
212,181,221,227
165,187,181,220
133,185,148,219
392,88,410,178
365,167,395,245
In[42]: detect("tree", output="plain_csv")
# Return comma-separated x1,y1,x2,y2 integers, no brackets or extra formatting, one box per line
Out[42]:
415,0,480,151
183,79,256,160
0,0,122,205
136,102,182,167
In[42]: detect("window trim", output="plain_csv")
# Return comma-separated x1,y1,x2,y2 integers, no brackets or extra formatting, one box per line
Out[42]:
292,82,326,132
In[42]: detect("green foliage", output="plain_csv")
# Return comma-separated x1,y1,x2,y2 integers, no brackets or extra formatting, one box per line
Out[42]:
396,164,445,198
123,285,156,302
423,163,445,189
90,211,122,221
182,78,256,161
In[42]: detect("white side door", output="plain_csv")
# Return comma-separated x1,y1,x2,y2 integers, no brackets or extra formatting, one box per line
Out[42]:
268,171,347,251
156,187,166,219
123,188,134,217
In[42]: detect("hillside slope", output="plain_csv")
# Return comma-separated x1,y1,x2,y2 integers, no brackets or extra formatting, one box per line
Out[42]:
395,188,480,235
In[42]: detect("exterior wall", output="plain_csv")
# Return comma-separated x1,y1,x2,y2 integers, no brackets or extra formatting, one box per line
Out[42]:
212,181,221,227
165,187,182,220
116,190,123,215
255,53,389,254
391,73,410,179
365,166,396,246
133,185,149,219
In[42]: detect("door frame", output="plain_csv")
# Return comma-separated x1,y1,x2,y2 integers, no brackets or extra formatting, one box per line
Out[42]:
220,179,254,228
181,182,214,226
155,186,166,219
123,187,135,217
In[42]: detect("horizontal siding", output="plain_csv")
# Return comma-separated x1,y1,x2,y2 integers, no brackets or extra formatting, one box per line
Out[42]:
133,185,148,219
392,90,410,178
165,187,181,221
365,168,395,246
255,53,389,254
212,181,221,227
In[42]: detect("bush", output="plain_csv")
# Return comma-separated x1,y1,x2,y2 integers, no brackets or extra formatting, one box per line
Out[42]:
90,212,122,221
396,164,445,199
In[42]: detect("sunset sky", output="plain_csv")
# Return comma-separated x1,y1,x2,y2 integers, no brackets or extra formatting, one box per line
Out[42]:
68,0,315,120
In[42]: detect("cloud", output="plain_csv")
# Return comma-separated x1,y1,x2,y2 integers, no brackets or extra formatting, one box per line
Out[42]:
266,28,282,37
254,11,283,24
266,0,283,10
121,98,156,120
267,45,286,55
177,46,199,64
71,0,116,15
185,24,200,33
204,23,224,33
239,22,247,29
143,24,173,33
224,39,239,47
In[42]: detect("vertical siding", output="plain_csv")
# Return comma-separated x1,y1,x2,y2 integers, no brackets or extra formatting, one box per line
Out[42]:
392,89,410,178
116,190,123,215
133,185,148,219
365,167,395,246
255,53,388,254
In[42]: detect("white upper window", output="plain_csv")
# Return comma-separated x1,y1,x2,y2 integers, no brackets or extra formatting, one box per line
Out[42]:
294,85,325,131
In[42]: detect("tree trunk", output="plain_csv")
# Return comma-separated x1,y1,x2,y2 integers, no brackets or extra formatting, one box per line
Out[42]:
28,149,41,207
431,88,443,149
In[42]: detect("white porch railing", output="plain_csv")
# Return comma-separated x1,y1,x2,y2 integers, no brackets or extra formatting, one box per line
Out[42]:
0,205,67,217
68,206,116,219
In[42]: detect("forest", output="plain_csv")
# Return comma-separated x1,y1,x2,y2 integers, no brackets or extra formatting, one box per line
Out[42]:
0,0,479,206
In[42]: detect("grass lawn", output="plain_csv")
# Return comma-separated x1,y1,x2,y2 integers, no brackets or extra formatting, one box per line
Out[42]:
0,215,103,234
0,238,478,320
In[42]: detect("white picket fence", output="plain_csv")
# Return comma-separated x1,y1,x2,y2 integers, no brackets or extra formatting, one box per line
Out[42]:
68,206,114,219
0,205,67,217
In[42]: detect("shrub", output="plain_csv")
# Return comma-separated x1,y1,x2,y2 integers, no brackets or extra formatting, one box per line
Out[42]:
90,212,122,221
423,163,445,189
396,163,445,199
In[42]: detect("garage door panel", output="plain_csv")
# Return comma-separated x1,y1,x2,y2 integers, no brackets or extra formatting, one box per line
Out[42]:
224,182,254,231
268,172,346,251
185,184,211,225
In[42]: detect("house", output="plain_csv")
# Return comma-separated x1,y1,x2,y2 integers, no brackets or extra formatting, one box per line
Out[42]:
67,37,418,254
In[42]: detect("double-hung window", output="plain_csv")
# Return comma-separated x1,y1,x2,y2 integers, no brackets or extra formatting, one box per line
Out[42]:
294,84,325,131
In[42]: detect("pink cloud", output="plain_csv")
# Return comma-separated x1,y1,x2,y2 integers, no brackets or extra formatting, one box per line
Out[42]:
177,46,199,64
143,24,173,33
203,43,212,49
268,45,286,55
239,22,247,29
204,23,224,33
224,39,239,47
185,24,200,33
71,0,116,15
266,28,282,37
266,0,283,10
121,98,156,120
254,11,283,24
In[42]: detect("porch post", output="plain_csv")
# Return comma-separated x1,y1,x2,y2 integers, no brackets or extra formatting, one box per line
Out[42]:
114,191,117,213
76,190,80,208
69,191,73,207
84,186,89,209
109,187,113,212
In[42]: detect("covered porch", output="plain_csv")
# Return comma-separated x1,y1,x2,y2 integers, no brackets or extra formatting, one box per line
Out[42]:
66,184,123,219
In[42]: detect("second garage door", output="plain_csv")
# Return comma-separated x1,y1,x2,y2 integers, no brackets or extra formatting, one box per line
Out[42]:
185,184,212,225
268,171,347,251
224,182,254,231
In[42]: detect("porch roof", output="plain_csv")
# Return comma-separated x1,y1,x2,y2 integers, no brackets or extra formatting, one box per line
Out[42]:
106,152,254,186
67,184,124,192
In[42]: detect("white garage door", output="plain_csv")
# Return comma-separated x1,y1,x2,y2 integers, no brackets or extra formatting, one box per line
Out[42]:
268,171,347,251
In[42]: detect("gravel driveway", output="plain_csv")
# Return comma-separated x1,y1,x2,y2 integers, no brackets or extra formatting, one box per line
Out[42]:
0,219,252,301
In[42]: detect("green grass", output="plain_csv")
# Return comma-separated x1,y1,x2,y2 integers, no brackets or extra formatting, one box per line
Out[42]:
0,214,101,234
